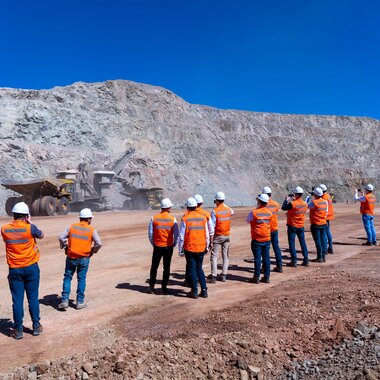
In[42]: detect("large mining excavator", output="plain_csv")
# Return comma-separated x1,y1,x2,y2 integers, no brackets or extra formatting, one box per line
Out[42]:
1,150,164,216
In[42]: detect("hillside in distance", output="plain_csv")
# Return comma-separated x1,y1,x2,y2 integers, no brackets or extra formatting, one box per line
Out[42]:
0,80,378,211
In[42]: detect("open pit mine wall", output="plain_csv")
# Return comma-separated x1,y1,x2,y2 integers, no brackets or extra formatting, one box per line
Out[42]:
0,79,378,214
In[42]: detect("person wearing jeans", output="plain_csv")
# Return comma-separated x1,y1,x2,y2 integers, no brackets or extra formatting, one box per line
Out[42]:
308,187,328,262
246,193,273,283
148,198,179,294
281,187,309,267
178,197,210,299
58,208,102,310
355,184,377,246
320,184,335,254
1,202,44,340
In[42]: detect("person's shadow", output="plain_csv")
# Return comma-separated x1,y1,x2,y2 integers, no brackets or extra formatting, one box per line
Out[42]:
116,283,187,297
39,294,76,311
0,318,12,337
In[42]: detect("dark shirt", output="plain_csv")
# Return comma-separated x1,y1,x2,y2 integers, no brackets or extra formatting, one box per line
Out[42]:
31,224,43,239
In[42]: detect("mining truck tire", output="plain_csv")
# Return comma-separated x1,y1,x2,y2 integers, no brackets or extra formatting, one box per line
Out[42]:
30,198,41,216
57,197,70,215
132,198,149,210
5,197,22,216
122,200,133,210
41,196,56,216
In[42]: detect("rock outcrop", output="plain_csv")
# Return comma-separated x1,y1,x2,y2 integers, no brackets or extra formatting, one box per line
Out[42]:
0,79,378,211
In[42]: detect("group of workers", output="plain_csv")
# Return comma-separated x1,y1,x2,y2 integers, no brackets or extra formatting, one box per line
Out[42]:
0,182,376,339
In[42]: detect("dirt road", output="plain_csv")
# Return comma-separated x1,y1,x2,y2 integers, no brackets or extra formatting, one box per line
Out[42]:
0,204,377,372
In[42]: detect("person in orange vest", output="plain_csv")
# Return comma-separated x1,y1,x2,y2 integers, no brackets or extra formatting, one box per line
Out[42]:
148,198,179,295
178,197,210,299
308,187,328,263
355,184,377,246
208,191,233,283
320,184,334,254
1,202,44,340
58,208,102,310
246,194,273,283
262,186,283,272
281,187,309,267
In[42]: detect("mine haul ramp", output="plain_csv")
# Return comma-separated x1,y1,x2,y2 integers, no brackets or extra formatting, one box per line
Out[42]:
2,178,72,216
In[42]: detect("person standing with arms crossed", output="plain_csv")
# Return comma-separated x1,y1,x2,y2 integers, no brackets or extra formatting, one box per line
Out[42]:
246,194,273,284
308,187,328,263
1,202,44,339
320,183,334,254
148,198,179,295
178,197,209,299
208,191,233,283
58,208,102,310
355,184,377,246
281,187,309,267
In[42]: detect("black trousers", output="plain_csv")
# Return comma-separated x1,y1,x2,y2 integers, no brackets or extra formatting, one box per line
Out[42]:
149,246,174,288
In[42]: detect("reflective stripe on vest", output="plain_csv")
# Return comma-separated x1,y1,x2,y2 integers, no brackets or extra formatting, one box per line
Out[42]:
322,193,334,221
360,193,376,215
214,204,232,236
310,198,328,225
267,199,279,231
250,207,272,242
183,211,207,253
1,221,40,269
67,222,94,259
153,212,175,247
286,198,307,228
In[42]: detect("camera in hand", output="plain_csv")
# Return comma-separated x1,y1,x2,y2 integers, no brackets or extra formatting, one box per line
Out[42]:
288,193,294,197
357,188,361,192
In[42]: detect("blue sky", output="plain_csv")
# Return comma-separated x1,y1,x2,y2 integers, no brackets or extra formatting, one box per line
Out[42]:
0,0,379,118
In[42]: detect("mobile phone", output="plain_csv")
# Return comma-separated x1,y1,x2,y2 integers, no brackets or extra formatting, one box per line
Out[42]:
357,188,361,192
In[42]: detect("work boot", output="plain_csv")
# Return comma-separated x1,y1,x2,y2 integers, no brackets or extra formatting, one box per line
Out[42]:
207,275,217,284
76,302,87,310
328,248,334,254
260,276,270,284
248,276,260,284
33,325,43,336
362,241,373,246
273,266,283,273
372,241,377,246
199,289,208,298
58,300,69,310
287,261,297,268
218,274,227,282
186,291,198,299
312,258,324,263
323,256,326,262
302,260,309,267
10,329,23,340
148,286,157,295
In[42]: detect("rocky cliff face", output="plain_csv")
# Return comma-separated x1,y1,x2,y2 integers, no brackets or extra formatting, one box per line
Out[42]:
0,79,378,212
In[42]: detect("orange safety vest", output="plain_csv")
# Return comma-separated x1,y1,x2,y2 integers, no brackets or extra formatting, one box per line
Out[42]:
286,198,308,228
183,211,207,253
360,193,376,215
322,193,334,221
1,220,40,269
250,207,272,242
266,198,279,232
309,198,328,226
196,206,211,220
213,203,232,236
67,221,94,259
153,211,175,247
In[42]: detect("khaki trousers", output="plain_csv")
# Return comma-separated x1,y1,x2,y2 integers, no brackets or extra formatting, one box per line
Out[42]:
210,235,230,276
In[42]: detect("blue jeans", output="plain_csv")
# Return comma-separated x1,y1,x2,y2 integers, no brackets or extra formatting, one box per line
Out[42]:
251,240,270,278
362,214,376,244
184,250,207,294
325,220,333,251
271,230,283,267
8,263,40,331
310,224,327,260
62,256,90,303
287,225,309,264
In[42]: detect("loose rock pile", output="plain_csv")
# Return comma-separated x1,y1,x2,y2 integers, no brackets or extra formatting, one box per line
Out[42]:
278,323,380,380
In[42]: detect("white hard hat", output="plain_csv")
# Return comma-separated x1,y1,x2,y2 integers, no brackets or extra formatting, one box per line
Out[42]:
262,186,272,194
293,186,304,194
257,193,269,203
79,208,93,218
319,184,327,192
215,191,225,201
12,202,30,215
365,184,374,191
186,197,198,208
160,198,173,209
313,187,323,197
194,194,204,204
